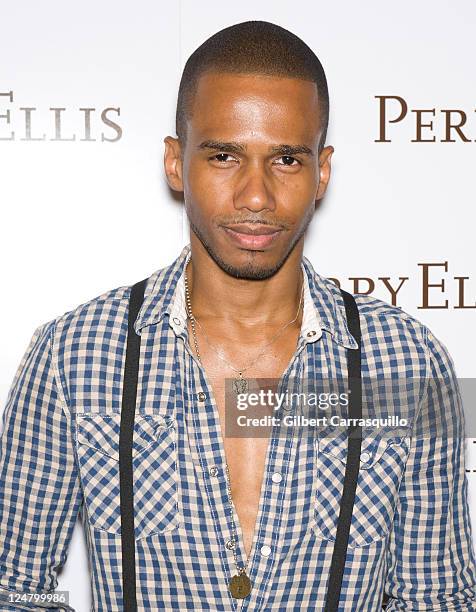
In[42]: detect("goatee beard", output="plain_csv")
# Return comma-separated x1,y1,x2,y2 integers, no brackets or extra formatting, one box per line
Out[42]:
188,220,309,281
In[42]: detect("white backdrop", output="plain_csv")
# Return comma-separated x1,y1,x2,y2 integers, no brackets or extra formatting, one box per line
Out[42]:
1,2,475,609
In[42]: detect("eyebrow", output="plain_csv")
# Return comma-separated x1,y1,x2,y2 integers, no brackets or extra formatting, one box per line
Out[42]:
197,140,314,157
198,140,246,154
271,143,314,157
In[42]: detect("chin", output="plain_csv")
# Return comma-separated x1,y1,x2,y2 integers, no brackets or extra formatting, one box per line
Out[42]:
215,248,286,281
193,226,294,280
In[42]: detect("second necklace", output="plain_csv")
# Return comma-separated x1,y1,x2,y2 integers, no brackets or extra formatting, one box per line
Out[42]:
183,263,304,394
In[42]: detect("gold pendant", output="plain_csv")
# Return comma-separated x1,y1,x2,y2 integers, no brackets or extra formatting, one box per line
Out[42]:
229,572,252,598
233,373,248,394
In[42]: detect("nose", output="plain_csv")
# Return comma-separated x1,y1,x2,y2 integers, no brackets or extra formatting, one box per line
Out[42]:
233,162,276,213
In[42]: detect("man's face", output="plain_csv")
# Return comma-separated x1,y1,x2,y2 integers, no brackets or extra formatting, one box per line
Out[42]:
165,71,333,279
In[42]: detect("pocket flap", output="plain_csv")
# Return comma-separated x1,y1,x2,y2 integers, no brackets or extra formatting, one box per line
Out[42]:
76,413,173,460
317,432,409,469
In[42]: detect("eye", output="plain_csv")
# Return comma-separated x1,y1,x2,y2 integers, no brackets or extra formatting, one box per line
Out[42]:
275,155,301,167
209,153,237,164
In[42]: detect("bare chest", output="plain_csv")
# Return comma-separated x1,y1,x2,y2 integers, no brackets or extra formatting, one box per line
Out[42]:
188,323,301,557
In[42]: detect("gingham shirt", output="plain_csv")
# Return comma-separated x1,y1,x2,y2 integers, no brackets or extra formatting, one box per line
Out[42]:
1,243,476,611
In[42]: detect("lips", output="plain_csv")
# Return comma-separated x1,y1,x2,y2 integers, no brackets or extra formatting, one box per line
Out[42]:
221,223,283,250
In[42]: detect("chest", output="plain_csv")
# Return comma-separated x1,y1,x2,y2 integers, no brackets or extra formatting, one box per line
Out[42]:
71,318,413,556
186,320,304,550
187,319,302,472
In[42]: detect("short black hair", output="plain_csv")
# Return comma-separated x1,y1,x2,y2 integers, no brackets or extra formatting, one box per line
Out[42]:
176,20,329,152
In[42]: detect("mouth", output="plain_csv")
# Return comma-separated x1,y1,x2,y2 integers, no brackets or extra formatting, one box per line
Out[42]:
220,223,284,250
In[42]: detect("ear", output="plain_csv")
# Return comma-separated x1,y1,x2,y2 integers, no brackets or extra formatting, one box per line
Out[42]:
164,136,184,192
315,145,334,201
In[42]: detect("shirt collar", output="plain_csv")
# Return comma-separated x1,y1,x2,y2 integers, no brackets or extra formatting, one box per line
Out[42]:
134,243,358,350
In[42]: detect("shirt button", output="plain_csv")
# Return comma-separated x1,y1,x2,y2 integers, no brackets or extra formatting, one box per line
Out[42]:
172,317,182,326
306,330,317,338
209,466,220,477
197,391,207,402
360,451,371,463
225,539,236,550
260,545,272,557
271,472,282,484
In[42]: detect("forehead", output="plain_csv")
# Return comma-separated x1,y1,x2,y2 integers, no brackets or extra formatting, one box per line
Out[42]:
188,71,321,146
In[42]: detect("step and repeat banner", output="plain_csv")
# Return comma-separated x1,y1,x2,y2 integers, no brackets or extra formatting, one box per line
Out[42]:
1,1,475,609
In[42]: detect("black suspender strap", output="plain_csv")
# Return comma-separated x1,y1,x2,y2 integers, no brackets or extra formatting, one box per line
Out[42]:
120,277,148,612
324,288,363,612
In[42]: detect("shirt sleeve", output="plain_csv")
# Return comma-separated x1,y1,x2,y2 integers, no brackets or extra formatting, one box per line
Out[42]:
0,320,83,612
384,326,476,610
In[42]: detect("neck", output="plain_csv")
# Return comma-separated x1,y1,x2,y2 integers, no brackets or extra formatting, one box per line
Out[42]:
185,234,305,328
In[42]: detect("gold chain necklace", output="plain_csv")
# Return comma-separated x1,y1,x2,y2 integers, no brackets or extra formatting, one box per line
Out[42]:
184,264,304,395
182,260,304,599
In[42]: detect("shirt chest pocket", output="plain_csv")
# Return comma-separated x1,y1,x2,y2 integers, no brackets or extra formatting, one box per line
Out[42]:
311,433,411,548
75,413,179,539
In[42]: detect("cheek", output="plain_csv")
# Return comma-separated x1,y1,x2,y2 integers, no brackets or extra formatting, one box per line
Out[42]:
279,179,318,214
185,162,233,212
183,167,220,226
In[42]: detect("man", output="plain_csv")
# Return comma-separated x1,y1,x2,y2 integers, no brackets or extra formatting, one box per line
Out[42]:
0,19,475,612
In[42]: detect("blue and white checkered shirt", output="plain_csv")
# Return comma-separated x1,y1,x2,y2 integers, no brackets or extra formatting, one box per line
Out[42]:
1,243,476,611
